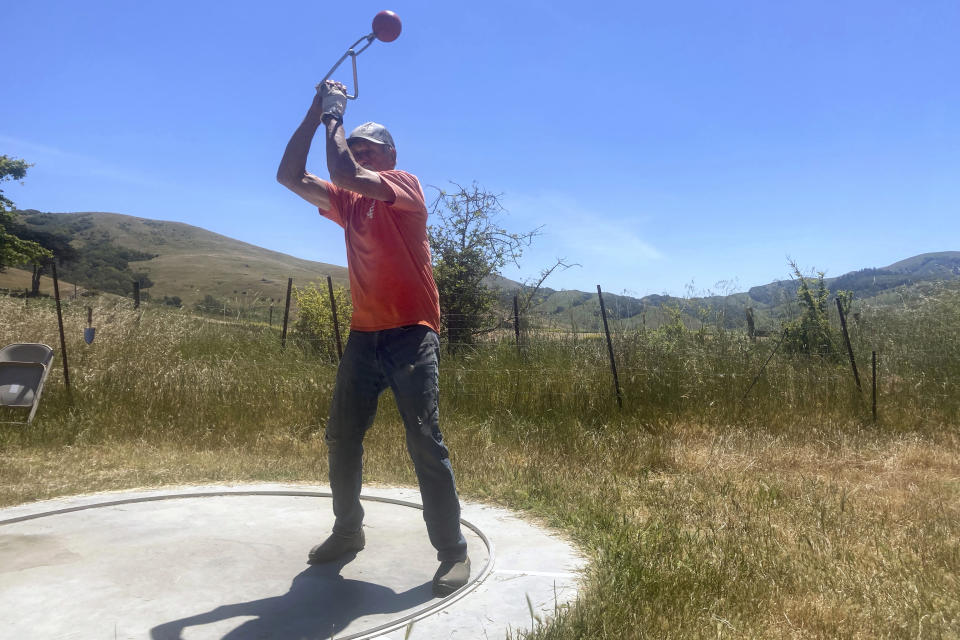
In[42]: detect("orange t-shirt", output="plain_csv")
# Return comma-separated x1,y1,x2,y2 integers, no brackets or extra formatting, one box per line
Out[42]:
319,170,441,333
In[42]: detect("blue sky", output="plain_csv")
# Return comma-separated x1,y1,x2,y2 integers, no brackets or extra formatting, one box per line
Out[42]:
4,0,958,297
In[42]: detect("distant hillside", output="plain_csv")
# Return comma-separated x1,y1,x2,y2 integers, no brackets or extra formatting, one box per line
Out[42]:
14,211,348,307
0,266,77,297
9,211,959,332
506,252,960,332
745,252,960,307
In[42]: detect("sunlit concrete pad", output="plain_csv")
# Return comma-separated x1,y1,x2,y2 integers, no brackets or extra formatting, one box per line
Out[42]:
0,484,586,639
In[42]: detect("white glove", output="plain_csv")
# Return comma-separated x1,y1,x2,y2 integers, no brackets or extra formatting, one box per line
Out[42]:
318,80,347,122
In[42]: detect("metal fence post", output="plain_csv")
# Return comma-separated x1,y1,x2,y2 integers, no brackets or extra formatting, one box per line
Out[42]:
327,275,343,361
597,285,623,409
836,297,861,392
52,264,71,391
513,295,521,354
741,329,786,405
281,277,293,349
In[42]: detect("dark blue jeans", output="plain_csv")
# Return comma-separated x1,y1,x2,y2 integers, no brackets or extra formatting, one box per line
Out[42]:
325,325,467,562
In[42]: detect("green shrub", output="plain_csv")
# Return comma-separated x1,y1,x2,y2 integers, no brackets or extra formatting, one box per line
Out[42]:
293,282,352,360
781,262,852,359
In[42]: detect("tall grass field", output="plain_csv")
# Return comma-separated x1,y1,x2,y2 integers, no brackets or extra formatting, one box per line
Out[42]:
1,285,959,639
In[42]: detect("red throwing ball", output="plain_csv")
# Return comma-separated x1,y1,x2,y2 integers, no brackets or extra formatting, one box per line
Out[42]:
372,10,402,42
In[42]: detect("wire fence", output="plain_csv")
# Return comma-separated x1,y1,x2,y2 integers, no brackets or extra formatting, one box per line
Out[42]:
3,278,958,429
283,293,959,426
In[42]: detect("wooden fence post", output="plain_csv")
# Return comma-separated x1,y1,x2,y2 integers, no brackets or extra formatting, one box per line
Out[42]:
746,307,756,341
51,264,71,392
836,297,861,392
327,275,343,361
281,277,293,349
597,285,623,409
133,281,140,309
872,351,878,424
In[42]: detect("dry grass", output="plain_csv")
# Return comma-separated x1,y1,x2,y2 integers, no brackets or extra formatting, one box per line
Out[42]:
6,420,956,639
2,292,959,639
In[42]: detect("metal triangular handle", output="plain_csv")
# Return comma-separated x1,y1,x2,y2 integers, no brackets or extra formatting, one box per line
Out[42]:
319,33,376,100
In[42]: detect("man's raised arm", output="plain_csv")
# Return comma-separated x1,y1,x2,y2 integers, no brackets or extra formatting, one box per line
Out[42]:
278,80,394,206
322,117,394,202
276,86,337,210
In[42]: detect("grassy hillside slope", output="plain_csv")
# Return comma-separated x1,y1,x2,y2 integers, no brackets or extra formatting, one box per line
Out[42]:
0,267,77,297
521,252,960,332
16,211,348,306
11,211,959,332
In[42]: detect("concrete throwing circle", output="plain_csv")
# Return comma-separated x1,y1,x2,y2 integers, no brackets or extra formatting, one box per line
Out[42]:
0,484,586,639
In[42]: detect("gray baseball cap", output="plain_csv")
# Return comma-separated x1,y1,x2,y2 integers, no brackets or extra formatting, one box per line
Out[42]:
347,122,396,149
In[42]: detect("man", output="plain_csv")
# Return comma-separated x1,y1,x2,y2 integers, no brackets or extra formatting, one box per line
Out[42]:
276,80,470,598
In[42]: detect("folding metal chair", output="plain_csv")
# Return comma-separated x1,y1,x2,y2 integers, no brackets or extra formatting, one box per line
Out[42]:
0,343,55,424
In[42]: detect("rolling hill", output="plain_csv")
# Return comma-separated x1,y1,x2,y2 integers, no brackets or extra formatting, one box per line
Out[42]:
521,252,960,332
6,210,959,331
11,211,348,308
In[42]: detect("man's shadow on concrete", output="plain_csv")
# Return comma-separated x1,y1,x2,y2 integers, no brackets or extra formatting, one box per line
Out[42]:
150,554,434,640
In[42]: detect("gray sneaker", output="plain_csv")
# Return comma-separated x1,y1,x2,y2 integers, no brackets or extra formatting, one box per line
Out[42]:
432,556,471,597
307,530,365,564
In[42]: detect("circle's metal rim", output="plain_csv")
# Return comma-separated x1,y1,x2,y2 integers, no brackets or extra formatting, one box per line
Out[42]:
0,490,495,640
